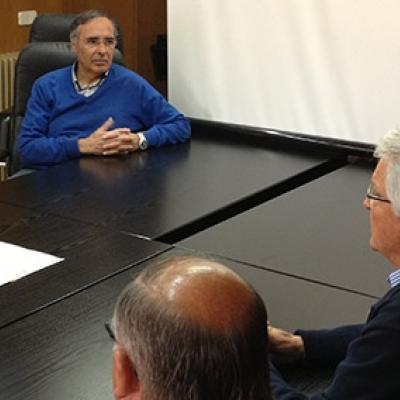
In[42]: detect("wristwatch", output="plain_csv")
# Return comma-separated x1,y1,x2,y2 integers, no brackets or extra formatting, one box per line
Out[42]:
137,132,148,151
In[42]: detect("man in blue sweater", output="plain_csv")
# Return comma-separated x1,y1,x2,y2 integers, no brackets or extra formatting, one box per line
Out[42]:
18,10,191,169
269,128,400,399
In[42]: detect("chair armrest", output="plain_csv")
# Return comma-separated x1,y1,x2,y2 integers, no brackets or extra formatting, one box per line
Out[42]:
0,113,11,154
0,156,9,181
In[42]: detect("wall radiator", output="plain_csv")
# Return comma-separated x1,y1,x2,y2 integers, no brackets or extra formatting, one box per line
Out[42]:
0,52,18,113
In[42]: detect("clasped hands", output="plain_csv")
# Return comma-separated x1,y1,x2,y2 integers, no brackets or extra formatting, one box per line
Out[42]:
78,117,140,156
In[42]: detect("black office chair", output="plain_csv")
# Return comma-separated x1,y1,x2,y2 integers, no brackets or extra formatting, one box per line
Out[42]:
6,41,124,176
29,13,124,52
0,112,11,180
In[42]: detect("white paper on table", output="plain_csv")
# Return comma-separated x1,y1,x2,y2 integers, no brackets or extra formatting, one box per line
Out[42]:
0,241,64,286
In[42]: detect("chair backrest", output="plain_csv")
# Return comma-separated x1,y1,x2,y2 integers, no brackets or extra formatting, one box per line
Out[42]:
9,41,124,174
29,13,124,52
151,34,167,81
30,13,76,43
14,42,75,116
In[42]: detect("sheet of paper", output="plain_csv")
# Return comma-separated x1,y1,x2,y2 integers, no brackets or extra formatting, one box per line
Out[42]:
0,241,64,286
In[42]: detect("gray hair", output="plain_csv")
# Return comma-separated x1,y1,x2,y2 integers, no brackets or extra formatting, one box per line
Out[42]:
374,128,400,215
69,9,118,42
112,257,272,400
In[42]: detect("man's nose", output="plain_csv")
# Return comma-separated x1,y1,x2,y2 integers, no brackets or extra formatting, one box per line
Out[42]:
363,196,370,210
96,41,108,52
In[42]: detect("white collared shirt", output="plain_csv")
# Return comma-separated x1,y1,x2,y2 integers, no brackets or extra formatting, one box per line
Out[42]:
71,63,109,97
388,269,400,288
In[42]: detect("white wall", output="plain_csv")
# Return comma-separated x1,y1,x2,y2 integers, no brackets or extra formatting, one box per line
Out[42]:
168,0,400,145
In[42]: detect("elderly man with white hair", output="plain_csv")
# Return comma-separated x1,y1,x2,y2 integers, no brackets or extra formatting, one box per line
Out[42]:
269,128,400,400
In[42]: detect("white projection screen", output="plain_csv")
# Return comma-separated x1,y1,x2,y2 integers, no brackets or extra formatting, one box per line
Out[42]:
168,0,400,145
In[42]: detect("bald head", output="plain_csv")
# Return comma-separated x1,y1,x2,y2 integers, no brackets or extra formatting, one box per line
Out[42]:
141,257,255,331
112,256,271,400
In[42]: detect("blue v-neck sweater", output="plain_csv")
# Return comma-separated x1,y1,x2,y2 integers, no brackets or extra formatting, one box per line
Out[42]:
18,64,191,168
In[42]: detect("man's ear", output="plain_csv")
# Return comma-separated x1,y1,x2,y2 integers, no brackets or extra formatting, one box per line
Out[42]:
112,347,141,399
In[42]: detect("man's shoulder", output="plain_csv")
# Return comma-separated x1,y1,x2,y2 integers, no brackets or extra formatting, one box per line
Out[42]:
110,63,149,85
379,283,400,304
367,284,400,324
35,65,71,87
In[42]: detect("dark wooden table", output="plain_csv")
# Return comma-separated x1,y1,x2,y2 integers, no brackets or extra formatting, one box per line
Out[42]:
0,132,375,399
179,162,390,298
0,249,374,400
0,136,341,240
0,202,170,328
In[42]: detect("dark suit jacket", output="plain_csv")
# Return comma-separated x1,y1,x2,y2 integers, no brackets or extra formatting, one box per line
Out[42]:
270,284,400,400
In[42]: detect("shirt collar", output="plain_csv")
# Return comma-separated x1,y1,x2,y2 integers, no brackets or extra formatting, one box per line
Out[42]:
71,62,109,96
388,269,400,288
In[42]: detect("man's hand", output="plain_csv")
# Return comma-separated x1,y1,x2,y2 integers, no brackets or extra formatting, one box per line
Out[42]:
268,325,305,364
78,117,140,155
114,131,140,155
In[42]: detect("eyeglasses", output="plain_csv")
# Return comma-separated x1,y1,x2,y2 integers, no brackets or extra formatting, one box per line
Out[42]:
366,183,391,203
83,37,117,49
105,322,116,342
